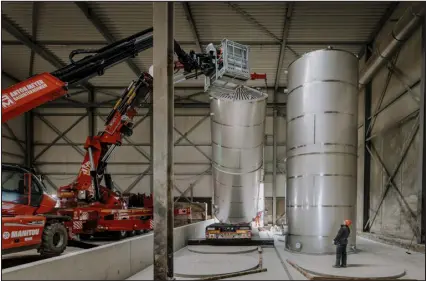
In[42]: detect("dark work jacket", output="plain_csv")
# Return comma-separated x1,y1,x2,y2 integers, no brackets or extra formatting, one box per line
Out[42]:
333,225,350,245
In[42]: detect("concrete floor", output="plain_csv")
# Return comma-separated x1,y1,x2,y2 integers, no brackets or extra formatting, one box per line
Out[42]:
127,230,425,280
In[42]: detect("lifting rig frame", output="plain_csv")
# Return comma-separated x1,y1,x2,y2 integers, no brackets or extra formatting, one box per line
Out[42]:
2,26,265,254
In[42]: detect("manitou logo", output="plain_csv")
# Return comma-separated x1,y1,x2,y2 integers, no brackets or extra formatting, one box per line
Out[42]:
3,232,10,240
80,161,91,176
2,94,15,109
8,229,40,239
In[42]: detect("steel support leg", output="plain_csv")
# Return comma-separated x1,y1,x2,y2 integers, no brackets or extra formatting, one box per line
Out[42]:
272,97,278,226
150,103,154,195
153,2,174,280
418,15,426,244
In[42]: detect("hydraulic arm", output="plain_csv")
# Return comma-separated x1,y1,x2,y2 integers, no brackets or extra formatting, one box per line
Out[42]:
57,72,154,205
1,27,215,123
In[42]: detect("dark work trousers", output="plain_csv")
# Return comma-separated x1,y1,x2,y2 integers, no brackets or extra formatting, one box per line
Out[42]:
335,244,347,267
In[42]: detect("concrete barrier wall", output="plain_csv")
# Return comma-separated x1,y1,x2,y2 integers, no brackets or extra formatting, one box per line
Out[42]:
2,219,214,280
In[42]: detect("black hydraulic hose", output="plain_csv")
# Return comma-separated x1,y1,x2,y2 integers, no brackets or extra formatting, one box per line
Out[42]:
50,26,212,88
51,28,154,85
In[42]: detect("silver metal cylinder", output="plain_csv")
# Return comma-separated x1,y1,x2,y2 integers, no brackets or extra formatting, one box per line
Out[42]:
359,3,425,87
286,48,359,254
210,86,268,224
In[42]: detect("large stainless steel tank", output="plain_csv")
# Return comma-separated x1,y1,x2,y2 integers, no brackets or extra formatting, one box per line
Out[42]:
286,48,358,254
210,85,268,224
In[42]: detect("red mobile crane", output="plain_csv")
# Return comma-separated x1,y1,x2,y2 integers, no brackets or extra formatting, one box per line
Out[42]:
1,27,225,255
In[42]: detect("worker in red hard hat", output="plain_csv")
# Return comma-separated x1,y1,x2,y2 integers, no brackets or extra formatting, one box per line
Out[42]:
332,219,352,268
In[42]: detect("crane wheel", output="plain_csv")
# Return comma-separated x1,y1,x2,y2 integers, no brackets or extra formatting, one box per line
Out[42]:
79,234,92,241
39,222,68,257
112,230,127,240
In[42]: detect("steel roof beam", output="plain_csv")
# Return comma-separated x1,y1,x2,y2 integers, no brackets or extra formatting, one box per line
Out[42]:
75,1,144,76
227,2,281,43
39,101,287,109
1,14,94,92
182,2,202,52
2,40,367,47
1,71,20,83
227,2,300,58
358,2,400,58
29,2,40,77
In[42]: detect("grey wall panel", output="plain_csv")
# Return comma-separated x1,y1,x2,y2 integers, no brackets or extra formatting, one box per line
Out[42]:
357,6,422,240
1,74,26,165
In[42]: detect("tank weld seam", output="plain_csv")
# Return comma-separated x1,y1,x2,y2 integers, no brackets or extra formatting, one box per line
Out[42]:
286,152,357,159
287,204,353,208
288,143,356,151
212,163,263,176
214,182,244,188
288,173,355,179
210,96,268,103
212,140,264,150
211,119,265,128
214,181,245,188
287,79,358,96
287,111,355,122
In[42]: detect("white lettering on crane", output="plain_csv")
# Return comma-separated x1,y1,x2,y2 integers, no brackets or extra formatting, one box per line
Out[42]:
80,161,91,176
10,229,40,238
4,80,48,104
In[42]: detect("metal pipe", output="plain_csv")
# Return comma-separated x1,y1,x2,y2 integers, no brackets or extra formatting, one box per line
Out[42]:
359,3,425,87
272,99,278,226
100,144,116,163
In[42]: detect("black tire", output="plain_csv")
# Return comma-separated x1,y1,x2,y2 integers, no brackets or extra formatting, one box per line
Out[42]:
39,222,68,257
127,230,136,237
112,230,127,240
135,230,143,235
79,234,92,241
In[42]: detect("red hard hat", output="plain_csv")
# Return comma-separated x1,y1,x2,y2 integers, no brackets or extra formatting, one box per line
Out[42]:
344,219,352,226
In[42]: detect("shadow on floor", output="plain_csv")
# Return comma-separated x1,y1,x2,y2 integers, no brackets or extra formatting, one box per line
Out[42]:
345,264,374,268
2,255,46,269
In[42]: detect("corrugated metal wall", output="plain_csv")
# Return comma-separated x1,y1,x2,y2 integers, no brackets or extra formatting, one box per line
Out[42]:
1,75,26,165
356,3,422,240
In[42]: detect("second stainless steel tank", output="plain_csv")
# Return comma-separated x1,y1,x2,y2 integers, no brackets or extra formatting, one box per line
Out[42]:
210,85,268,224
286,48,358,254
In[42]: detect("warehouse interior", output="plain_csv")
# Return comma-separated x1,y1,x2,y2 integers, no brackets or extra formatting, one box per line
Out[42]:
1,1,425,280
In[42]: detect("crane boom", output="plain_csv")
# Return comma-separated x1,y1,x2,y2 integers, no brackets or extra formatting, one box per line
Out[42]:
1,27,214,123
